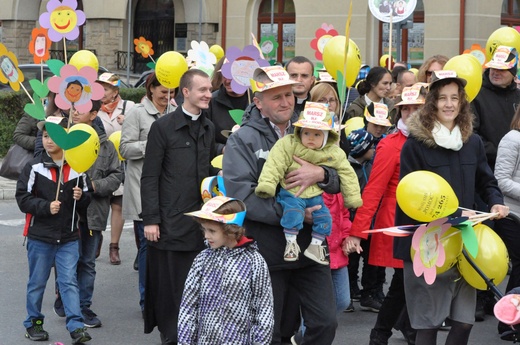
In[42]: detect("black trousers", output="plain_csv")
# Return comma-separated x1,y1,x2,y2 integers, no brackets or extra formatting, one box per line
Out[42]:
494,217,520,292
371,268,408,340
270,264,337,345
348,237,385,295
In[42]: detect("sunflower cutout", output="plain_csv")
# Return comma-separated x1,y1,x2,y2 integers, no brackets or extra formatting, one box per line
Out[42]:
29,28,52,64
463,43,487,66
39,0,86,42
411,218,452,285
260,36,278,59
221,45,270,94
0,43,24,92
310,23,339,61
47,64,104,113
187,41,216,77
134,36,155,59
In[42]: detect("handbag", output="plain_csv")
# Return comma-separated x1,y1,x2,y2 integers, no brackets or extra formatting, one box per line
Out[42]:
0,144,33,180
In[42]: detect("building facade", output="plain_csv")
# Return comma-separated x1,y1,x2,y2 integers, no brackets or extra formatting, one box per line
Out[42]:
0,0,518,72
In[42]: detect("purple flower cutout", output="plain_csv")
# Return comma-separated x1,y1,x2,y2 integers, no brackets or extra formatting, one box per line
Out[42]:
39,0,86,42
48,64,104,113
221,45,270,94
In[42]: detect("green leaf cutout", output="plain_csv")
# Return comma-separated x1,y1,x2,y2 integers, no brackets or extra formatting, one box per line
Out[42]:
313,62,324,78
336,70,346,104
47,59,65,76
229,109,245,125
24,95,46,120
146,62,156,70
29,79,49,99
457,221,479,258
45,122,91,150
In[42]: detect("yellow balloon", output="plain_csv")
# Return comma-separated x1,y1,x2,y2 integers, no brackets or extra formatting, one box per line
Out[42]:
485,27,520,61
379,54,394,69
155,51,188,89
444,54,483,102
209,44,225,61
458,224,509,290
211,154,223,169
396,171,459,222
108,130,124,161
409,68,419,76
323,36,362,87
69,50,99,72
410,226,462,274
65,124,100,173
344,117,364,137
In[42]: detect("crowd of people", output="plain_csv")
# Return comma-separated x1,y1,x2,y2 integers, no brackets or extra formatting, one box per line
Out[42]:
12,43,520,345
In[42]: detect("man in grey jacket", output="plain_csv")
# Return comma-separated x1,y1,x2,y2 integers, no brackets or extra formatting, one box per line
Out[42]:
223,66,339,345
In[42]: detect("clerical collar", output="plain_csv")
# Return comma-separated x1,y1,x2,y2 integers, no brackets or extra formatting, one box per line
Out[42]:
296,97,307,104
182,106,201,121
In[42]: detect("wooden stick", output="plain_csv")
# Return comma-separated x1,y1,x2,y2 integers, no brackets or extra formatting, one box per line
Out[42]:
54,104,75,201
63,37,68,64
388,11,393,70
19,82,34,104
70,177,79,232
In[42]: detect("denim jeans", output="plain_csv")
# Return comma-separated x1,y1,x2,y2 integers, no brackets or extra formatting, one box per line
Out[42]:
77,222,101,309
331,266,350,313
24,238,84,332
134,220,147,310
277,188,332,236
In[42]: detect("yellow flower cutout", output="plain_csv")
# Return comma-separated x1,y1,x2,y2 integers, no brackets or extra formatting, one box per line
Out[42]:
0,43,24,92
134,37,154,58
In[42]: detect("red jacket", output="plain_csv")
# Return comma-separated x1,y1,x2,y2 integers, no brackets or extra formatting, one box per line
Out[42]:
323,193,351,270
350,131,405,268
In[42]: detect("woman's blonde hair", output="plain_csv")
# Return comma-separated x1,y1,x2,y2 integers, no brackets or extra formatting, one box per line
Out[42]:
310,82,340,114
417,55,448,83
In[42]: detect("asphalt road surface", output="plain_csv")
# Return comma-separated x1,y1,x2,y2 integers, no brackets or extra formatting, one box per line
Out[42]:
0,200,505,344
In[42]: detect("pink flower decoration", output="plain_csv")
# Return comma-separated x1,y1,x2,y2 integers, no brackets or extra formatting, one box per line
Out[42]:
310,23,339,61
39,0,86,42
411,218,452,285
221,45,270,94
48,64,104,113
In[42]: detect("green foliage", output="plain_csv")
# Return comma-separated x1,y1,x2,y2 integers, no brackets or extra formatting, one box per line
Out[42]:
120,88,147,104
0,91,31,157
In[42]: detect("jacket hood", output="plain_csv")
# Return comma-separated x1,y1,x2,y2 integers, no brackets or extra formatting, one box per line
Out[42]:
406,111,473,148
294,125,339,148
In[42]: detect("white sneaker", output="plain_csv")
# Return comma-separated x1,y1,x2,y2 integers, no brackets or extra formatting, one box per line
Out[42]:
304,244,329,265
284,241,301,261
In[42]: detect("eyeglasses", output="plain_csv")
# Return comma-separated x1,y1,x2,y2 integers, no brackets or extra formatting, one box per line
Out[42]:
318,98,338,104
425,70,435,77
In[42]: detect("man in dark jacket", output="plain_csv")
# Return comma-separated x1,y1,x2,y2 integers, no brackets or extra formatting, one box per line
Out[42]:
140,69,219,344
286,56,316,116
224,66,340,345
207,76,251,154
472,45,520,170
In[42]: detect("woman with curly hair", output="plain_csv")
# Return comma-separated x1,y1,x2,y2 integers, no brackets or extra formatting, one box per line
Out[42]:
390,71,509,345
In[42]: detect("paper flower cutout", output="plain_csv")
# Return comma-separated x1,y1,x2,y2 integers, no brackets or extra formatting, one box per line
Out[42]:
463,43,487,66
260,36,278,58
134,36,154,58
310,23,339,61
188,41,216,69
47,64,104,113
221,45,270,94
28,28,52,63
411,218,452,285
39,0,86,42
0,43,24,91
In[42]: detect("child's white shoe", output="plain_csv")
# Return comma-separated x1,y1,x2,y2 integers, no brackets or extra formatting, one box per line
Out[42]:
304,244,329,265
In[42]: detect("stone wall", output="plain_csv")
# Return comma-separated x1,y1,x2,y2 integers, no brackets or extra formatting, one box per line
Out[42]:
85,19,124,71
186,22,218,46
2,20,35,64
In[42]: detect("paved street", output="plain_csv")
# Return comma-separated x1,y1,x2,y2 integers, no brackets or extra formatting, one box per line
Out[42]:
0,199,506,344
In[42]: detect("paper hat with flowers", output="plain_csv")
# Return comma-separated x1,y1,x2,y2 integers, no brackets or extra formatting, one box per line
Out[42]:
97,72,121,87
185,195,246,226
430,70,467,87
395,83,427,106
485,46,518,70
364,103,392,127
250,66,299,93
293,102,334,131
